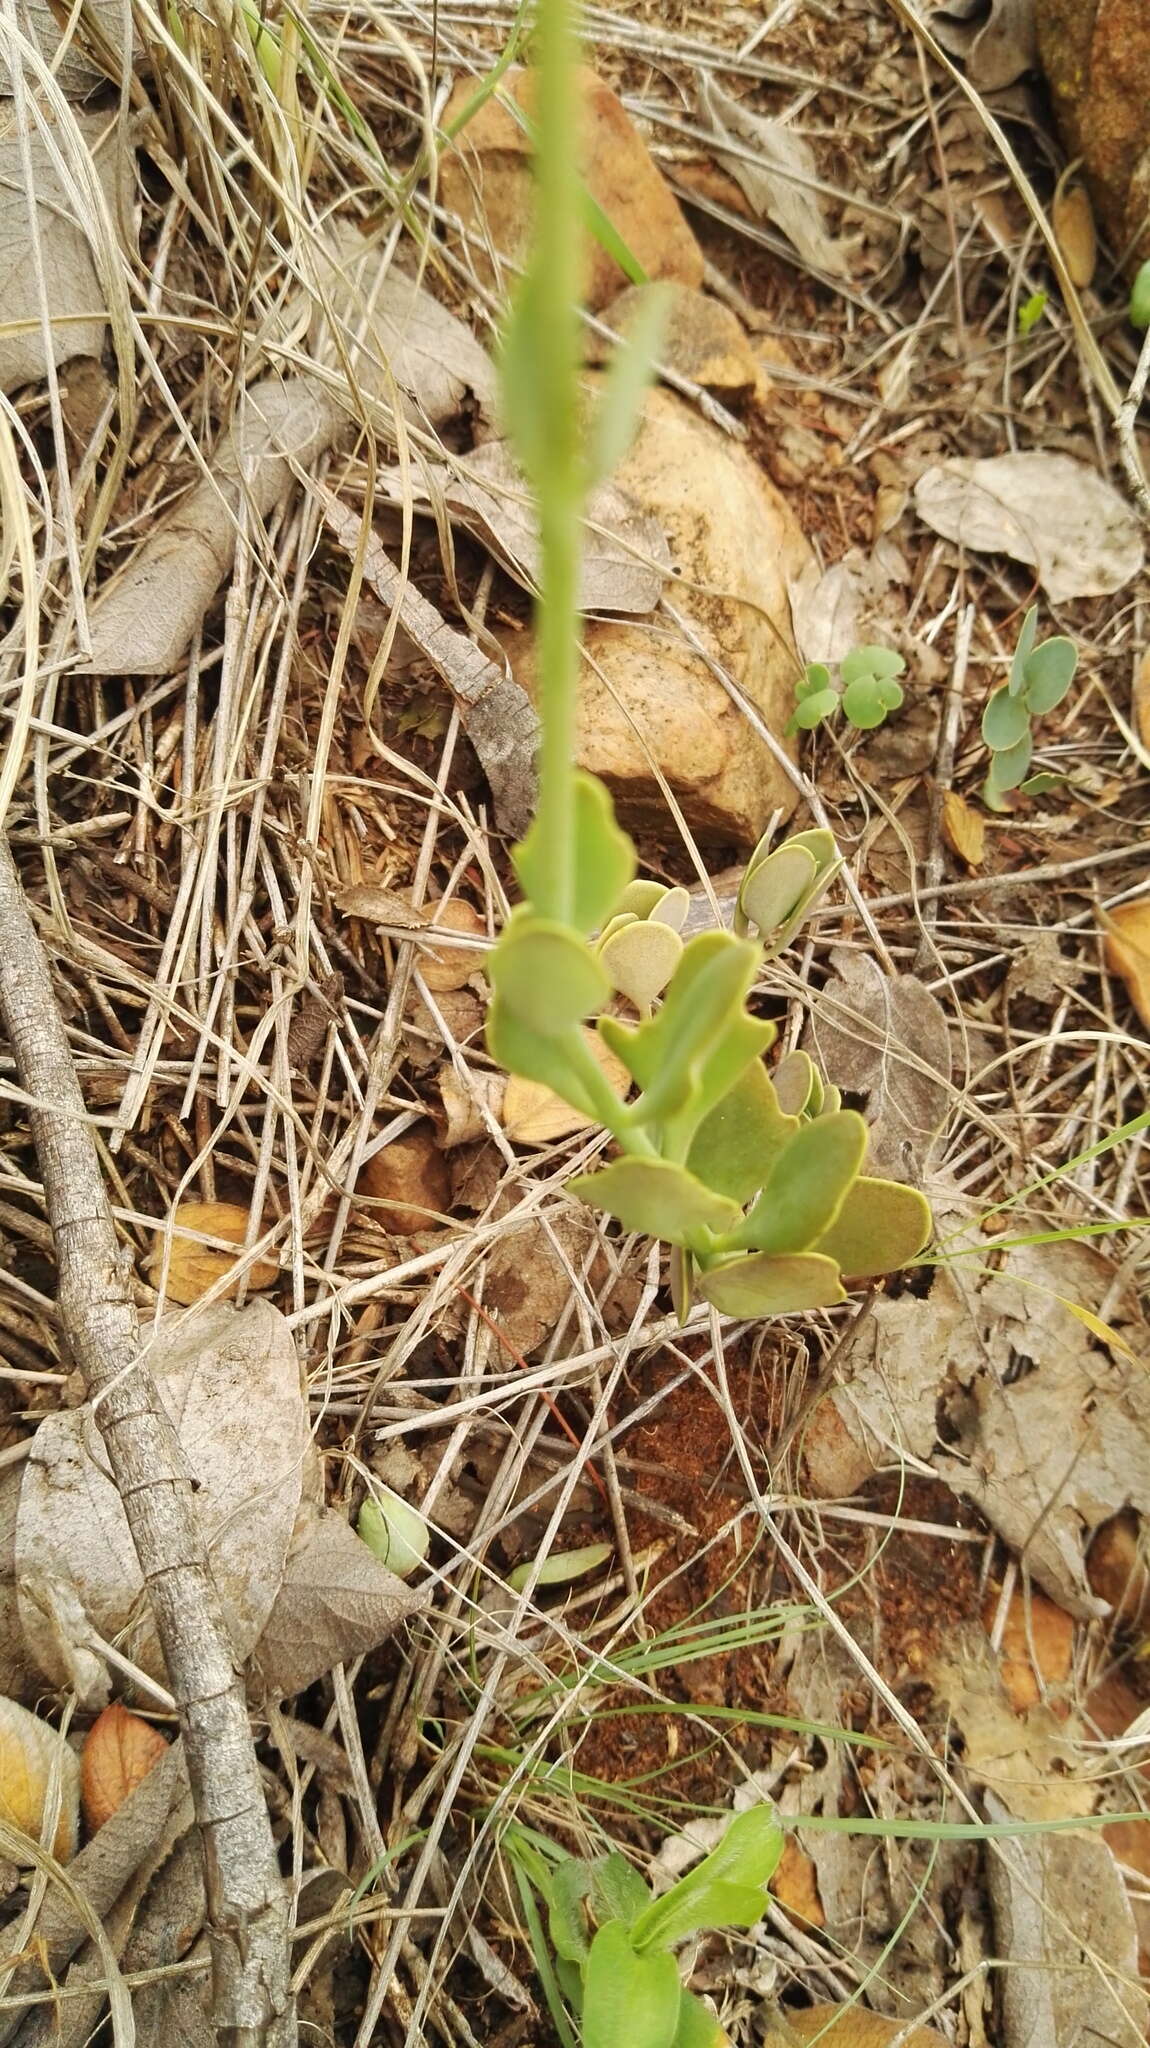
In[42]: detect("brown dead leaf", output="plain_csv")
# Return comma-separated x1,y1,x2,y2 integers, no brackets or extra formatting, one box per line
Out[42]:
763,2006,948,2047
147,1200,279,1306
437,1066,506,1148
699,78,852,278
931,1627,1094,1821
940,788,985,867
770,1837,825,1929
16,1301,307,1688
1133,650,1150,753
1052,182,1097,289
0,1698,80,1862
913,453,1144,604
419,899,487,992
0,106,136,396
81,1703,168,1834
308,224,499,426
251,1503,423,1700
1103,898,1150,1030
335,884,428,930
483,1214,594,1358
806,948,952,1182
501,1029,630,1144
1087,1509,1150,1628
929,0,1036,88
981,1585,1074,1715
359,1123,452,1235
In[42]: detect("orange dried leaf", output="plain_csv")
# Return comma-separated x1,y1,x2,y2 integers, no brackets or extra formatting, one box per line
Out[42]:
419,899,486,993
770,1836,824,1928
1103,899,1150,1031
148,1200,279,1305
0,1697,80,1863
940,788,985,867
1133,649,1150,754
1052,183,1096,289
981,1584,1074,1715
81,1702,169,1833
359,1122,451,1235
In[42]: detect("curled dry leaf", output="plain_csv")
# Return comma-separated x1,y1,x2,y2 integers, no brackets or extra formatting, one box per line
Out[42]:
940,788,985,866
502,1027,630,1144
1102,897,1150,1030
15,1301,307,1687
419,898,487,992
1052,181,1097,288
1087,1508,1150,1628
913,452,1144,603
981,1583,1074,1715
1134,648,1150,753
0,1698,80,1863
769,1837,825,1929
438,1064,505,1148
699,77,852,278
928,0,1037,88
147,1200,279,1306
81,1702,168,1833
308,222,499,426
806,948,952,1183
0,105,136,396
359,1122,451,1235
335,883,428,931
251,1502,423,1700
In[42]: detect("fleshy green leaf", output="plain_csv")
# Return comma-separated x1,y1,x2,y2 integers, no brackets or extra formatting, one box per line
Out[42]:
567,1158,742,1247
488,916,609,1035
606,931,760,1122
732,1110,867,1255
672,1989,728,2048
585,284,669,487
981,686,1030,752
840,677,890,730
488,1003,605,1118
737,846,817,934
600,919,683,1012
507,1542,613,1594
650,886,690,932
986,729,1034,792
590,1851,652,1930
670,1244,695,1323
686,1060,798,1204
582,1923,681,2048
630,1807,784,1954
499,268,547,485
788,689,839,733
811,1175,932,1277
840,645,905,686
548,1860,593,1965
514,773,636,935
1008,605,1040,695
772,1049,817,1117
661,1010,777,1162
796,662,832,698
697,1251,846,1317
611,880,669,919
356,1489,429,1578
1131,259,1150,330
1021,635,1078,715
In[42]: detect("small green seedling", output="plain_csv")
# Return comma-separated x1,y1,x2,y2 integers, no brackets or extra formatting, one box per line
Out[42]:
1017,290,1048,338
1130,260,1150,332
788,646,906,737
509,1805,784,2048
981,605,1078,808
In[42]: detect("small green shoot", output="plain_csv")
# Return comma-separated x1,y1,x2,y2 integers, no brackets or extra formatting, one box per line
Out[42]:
787,646,906,737
1017,290,1048,338
981,605,1078,808
1130,260,1150,331
507,1805,784,2048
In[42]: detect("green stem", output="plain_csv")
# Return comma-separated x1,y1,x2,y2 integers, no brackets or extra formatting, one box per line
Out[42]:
531,0,584,925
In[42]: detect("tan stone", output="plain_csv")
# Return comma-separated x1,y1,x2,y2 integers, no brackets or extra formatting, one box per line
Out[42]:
439,66,703,310
589,282,770,403
1037,0,1150,277
503,385,810,845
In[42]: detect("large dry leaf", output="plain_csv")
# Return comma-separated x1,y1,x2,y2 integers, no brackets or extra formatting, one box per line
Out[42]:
0,0,133,93
82,375,342,674
699,78,852,278
380,438,671,613
929,1628,1094,1822
251,1502,423,1699
927,0,1037,88
809,1236,1150,1615
913,452,1144,602
0,1697,80,1862
806,949,952,1182
15,1300,307,1687
1102,897,1150,1031
0,105,135,395
309,225,499,426
81,1703,168,1834
985,1788,1148,2047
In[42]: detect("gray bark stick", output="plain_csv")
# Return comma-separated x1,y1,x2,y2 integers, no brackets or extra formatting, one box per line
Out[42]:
0,837,295,2048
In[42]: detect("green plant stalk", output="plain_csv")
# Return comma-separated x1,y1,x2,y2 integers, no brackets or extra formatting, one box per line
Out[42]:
530,0,585,925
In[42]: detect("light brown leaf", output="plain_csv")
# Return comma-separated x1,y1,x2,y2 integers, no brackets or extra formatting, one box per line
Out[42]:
699,78,852,278
928,0,1036,89
770,1837,825,1929
81,1703,168,1834
913,453,1144,603
359,1122,451,1235
1103,898,1150,1030
1133,649,1150,754
0,1698,80,1863
0,106,136,396
308,224,499,426
502,1029,631,1145
251,1504,423,1699
16,1301,307,1686
335,884,427,930
1052,182,1096,289
419,899,487,993
981,1584,1074,1715
438,1065,506,1148
805,948,952,1183
940,788,985,866
763,2004,947,2046
147,1200,279,1306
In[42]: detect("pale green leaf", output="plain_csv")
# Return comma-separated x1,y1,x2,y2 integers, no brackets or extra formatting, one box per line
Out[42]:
697,1251,846,1317
487,916,608,1035
630,1807,784,1953
507,1542,613,1594
733,1110,867,1255
686,1060,797,1204
357,1489,429,1578
982,686,1029,751
611,880,669,919
590,1851,652,1929
1021,635,1077,714
649,886,690,932
600,919,683,1012
513,772,636,935
811,1175,932,1277
567,1157,742,1246
672,1989,728,2048
582,1923,681,2048
1008,605,1039,694
986,729,1034,792
772,1049,817,1117
586,284,670,487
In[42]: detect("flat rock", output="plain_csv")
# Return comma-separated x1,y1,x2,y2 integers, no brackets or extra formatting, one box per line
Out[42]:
503,384,811,845
439,65,703,310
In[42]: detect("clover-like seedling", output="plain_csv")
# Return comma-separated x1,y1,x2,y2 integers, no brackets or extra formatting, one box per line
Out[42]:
509,1805,786,2048
787,646,906,737
981,606,1078,808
